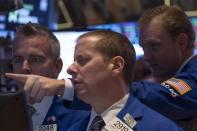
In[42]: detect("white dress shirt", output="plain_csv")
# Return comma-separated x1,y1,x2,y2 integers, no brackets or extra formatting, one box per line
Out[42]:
86,94,129,131
31,96,54,131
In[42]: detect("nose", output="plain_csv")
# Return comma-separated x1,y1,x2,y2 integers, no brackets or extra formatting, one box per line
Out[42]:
67,63,78,77
21,60,31,74
143,50,152,62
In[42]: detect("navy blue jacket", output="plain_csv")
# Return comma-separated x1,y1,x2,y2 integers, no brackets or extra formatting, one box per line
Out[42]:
57,95,182,131
42,96,88,130
132,55,197,120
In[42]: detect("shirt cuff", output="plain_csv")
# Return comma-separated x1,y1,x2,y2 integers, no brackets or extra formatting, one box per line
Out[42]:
62,78,74,101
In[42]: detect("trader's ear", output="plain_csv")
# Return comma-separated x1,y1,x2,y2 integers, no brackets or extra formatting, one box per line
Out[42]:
54,58,63,78
176,33,189,52
110,56,125,75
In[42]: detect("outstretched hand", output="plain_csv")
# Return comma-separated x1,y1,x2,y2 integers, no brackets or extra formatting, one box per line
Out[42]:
5,73,65,104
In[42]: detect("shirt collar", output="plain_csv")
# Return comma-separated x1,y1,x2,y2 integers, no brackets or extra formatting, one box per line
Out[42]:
32,96,54,119
176,55,195,74
88,93,129,126
102,93,129,123
117,95,143,119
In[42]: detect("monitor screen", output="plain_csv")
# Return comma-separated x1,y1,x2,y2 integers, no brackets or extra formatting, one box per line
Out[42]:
0,30,14,39
0,91,32,131
0,30,14,73
88,21,144,59
53,30,90,79
0,0,54,30
190,17,197,54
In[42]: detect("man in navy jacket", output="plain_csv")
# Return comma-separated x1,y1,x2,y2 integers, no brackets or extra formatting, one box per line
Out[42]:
6,23,68,131
132,5,197,120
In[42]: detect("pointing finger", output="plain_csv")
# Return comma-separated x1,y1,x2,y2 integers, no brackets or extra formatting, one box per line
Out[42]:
5,73,28,83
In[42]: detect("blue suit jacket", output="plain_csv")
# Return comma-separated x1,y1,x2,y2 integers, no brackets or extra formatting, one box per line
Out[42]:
42,96,89,130
132,55,197,120
58,95,183,131
70,55,197,120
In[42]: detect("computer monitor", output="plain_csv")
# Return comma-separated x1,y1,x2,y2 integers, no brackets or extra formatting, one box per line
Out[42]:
88,21,144,59
53,29,93,79
0,90,32,131
190,17,197,54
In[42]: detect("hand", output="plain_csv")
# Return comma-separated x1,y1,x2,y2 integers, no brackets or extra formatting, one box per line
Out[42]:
5,73,65,104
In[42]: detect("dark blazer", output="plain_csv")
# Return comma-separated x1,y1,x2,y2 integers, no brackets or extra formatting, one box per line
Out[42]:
52,95,183,131
42,96,90,130
132,55,197,120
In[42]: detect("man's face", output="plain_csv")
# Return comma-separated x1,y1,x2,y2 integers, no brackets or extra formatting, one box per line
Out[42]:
67,37,113,104
140,17,183,79
12,36,59,79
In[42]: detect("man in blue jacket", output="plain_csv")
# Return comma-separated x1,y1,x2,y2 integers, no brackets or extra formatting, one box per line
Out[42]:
7,23,74,131
6,5,197,126
132,5,197,120
61,30,182,131
133,5,197,130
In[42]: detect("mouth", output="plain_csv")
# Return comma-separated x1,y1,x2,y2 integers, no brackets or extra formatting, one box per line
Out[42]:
150,64,164,75
72,79,83,88
72,79,79,84
149,64,162,73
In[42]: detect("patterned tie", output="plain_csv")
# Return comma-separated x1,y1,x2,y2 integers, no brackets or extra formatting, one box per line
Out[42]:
88,115,105,131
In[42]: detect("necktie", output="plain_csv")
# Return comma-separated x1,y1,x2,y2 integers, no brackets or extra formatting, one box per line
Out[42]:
28,105,36,117
88,115,105,131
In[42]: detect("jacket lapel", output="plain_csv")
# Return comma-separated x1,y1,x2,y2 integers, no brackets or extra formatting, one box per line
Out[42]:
68,114,90,131
117,95,143,130
42,96,70,129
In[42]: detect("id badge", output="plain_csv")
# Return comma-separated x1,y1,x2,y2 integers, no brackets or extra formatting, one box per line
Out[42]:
39,124,57,131
105,117,134,131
